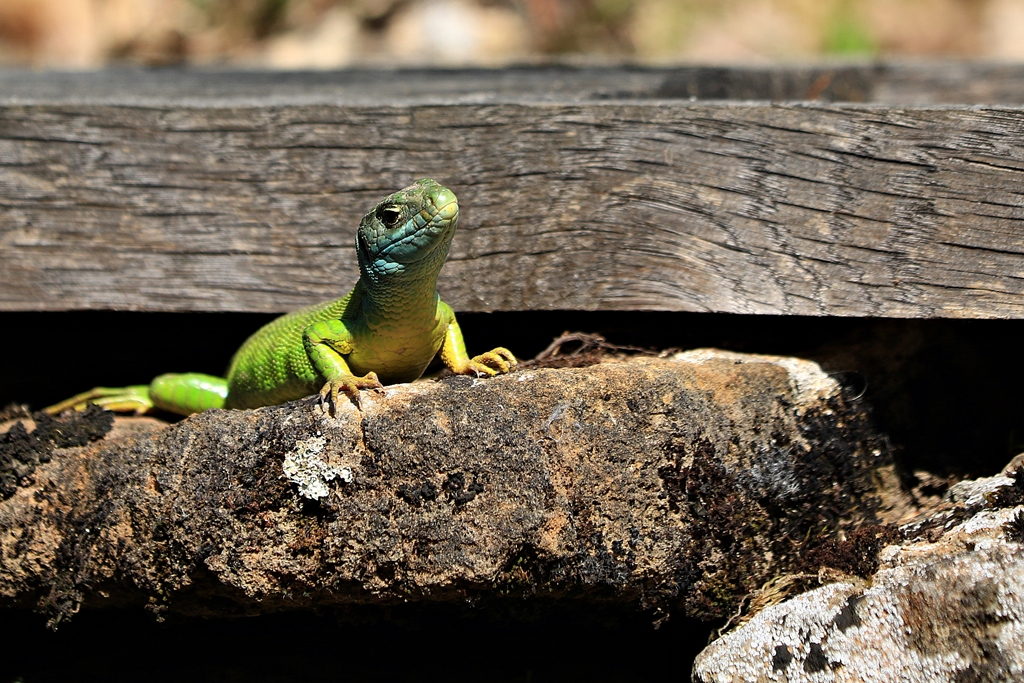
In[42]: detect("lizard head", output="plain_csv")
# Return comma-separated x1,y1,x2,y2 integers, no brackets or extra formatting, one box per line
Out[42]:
356,178,459,279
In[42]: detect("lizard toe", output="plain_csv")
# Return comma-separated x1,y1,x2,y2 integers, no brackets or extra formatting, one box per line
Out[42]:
319,373,385,415
468,362,500,377
467,348,517,375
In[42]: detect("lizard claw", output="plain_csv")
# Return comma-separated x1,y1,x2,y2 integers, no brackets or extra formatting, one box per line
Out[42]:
319,372,384,415
460,347,518,377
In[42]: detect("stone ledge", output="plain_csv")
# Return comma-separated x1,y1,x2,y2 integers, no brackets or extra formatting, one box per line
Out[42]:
0,351,904,625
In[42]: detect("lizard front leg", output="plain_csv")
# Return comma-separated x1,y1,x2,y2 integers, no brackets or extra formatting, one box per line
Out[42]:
303,319,383,414
439,310,517,377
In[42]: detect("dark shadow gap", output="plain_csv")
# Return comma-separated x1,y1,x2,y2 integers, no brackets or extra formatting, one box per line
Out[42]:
3,310,1023,476
0,604,711,683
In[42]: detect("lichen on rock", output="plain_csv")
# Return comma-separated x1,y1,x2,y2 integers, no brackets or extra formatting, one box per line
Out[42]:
693,469,1024,683
281,433,353,500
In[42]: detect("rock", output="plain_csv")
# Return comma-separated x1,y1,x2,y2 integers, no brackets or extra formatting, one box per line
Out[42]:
692,468,1024,683
1001,452,1024,476
0,351,903,624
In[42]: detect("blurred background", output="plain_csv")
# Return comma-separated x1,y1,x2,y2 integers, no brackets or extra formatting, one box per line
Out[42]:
1,0,1023,69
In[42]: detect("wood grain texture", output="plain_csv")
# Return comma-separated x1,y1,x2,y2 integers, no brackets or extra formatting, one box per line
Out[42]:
6,63,1024,105
2,67,1024,317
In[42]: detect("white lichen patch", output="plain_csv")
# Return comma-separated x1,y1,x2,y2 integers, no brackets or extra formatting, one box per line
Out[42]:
282,434,352,500
946,474,1015,509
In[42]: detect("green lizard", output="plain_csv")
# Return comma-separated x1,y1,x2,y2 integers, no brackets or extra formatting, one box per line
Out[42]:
45,179,516,417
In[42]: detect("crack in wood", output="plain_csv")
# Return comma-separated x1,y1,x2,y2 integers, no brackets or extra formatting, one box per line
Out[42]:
2,94,1024,317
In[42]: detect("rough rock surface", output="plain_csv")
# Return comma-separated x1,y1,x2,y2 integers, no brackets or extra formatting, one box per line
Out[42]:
693,468,1024,683
0,351,901,624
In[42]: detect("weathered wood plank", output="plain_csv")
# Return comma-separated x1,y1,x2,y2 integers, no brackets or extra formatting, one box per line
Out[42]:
2,67,1024,317
6,63,1024,105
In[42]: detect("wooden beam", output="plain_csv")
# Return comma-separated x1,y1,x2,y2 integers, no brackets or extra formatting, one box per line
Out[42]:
2,67,1024,317
6,63,1024,105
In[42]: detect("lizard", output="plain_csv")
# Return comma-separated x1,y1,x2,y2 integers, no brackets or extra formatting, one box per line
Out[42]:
45,178,516,417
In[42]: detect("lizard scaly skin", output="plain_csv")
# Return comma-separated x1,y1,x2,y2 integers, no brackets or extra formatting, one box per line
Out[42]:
46,179,516,416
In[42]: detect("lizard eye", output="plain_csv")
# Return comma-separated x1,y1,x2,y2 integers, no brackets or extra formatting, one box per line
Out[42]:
378,205,402,227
